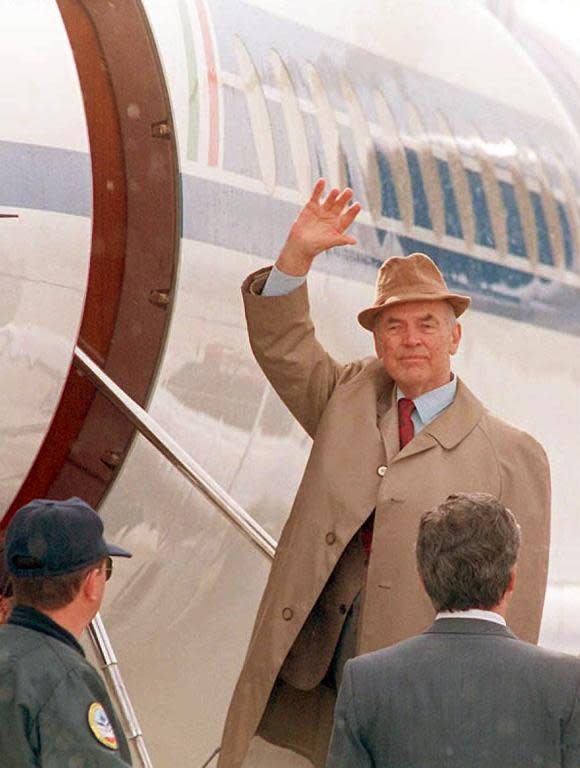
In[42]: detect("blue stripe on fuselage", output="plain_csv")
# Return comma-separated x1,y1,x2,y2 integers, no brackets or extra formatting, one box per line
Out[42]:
1,138,579,336
0,140,91,217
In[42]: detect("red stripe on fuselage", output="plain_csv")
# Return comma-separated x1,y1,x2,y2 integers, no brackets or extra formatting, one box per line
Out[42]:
195,0,220,166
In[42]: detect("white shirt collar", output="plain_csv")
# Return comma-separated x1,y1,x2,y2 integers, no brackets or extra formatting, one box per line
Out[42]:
435,608,506,626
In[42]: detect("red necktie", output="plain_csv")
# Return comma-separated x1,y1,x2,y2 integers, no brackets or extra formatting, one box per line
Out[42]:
398,398,416,449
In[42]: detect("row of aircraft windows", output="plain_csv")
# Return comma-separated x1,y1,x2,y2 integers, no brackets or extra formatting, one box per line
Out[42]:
222,38,578,274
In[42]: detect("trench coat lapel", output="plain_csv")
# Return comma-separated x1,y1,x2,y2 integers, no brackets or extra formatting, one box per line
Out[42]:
378,387,400,464
391,379,485,463
426,379,484,447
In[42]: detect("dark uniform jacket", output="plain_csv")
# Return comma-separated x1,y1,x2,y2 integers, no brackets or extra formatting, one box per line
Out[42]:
327,618,580,768
0,605,132,767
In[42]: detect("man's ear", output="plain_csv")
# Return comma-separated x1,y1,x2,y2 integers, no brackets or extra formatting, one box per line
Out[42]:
373,314,385,357
373,329,382,357
449,322,462,356
416,570,427,596
82,565,103,603
506,566,517,596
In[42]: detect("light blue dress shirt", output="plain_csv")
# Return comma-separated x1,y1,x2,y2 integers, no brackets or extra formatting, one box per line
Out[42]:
397,377,457,433
262,266,458,427
262,265,306,296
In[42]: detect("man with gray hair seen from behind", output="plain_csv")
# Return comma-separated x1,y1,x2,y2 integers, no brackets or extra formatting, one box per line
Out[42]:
0,497,133,767
327,492,580,768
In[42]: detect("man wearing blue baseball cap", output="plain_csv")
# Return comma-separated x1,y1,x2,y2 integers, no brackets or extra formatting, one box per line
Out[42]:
0,497,133,766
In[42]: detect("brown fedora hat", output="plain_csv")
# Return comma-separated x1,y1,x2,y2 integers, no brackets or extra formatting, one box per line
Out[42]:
357,252,471,331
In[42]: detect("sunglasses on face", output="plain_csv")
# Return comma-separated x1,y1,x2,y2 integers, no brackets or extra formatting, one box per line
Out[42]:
104,556,113,581
88,557,114,582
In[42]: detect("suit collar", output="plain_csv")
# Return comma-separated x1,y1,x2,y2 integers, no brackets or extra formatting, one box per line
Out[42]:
424,617,518,640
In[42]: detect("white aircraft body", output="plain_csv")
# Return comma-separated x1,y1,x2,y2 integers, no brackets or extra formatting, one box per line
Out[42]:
1,1,580,765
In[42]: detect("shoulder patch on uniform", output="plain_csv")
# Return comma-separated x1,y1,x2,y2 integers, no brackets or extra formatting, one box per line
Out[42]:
87,702,119,750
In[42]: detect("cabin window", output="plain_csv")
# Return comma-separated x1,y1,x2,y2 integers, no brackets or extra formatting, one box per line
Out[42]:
221,88,262,180
234,36,276,191
304,63,347,190
375,149,400,220
436,159,463,239
270,50,310,196
341,76,381,221
557,201,575,270
498,181,526,258
530,191,554,266
405,148,432,230
467,170,495,248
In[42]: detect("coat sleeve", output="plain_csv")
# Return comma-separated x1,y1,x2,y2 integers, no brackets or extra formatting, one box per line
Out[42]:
38,670,133,767
0,669,38,767
498,429,551,645
326,661,374,768
242,266,352,438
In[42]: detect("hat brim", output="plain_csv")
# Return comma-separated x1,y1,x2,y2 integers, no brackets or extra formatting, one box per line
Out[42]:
357,292,471,331
106,542,132,558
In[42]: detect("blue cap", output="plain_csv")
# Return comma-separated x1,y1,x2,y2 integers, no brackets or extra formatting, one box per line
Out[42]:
5,498,131,577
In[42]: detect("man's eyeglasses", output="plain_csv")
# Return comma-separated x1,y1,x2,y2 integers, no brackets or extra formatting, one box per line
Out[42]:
104,556,113,582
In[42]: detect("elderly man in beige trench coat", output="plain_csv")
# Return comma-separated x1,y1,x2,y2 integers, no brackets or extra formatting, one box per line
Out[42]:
218,180,551,768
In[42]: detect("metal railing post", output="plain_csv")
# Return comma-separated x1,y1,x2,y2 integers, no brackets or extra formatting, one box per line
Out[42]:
88,613,154,767
74,346,281,767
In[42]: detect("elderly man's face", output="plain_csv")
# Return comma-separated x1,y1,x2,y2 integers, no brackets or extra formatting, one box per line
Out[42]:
373,300,461,398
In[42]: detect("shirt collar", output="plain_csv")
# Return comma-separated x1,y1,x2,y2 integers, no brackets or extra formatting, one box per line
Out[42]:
435,608,506,626
396,375,457,427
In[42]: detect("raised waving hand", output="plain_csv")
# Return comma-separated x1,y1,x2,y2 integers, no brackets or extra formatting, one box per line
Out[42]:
276,179,362,276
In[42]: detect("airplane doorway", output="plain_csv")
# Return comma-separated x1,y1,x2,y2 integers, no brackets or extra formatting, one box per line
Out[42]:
4,0,179,521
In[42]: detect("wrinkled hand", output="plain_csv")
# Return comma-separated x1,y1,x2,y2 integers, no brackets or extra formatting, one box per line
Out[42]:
276,179,362,275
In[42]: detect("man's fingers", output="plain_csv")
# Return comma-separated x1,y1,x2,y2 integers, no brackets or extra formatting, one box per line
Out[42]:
326,231,358,248
332,188,354,214
323,187,341,209
325,233,357,250
309,178,326,205
340,202,362,231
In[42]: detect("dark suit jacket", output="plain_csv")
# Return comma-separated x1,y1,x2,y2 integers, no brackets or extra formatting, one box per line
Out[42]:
327,618,580,767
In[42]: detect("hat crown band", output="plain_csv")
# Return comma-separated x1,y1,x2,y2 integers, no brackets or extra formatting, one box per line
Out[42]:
375,283,447,302
357,253,471,331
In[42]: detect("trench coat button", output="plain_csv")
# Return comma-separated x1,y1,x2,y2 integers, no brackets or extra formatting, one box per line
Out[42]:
282,607,293,621
325,531,336,545
377,464,388,477
339,603,348,615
